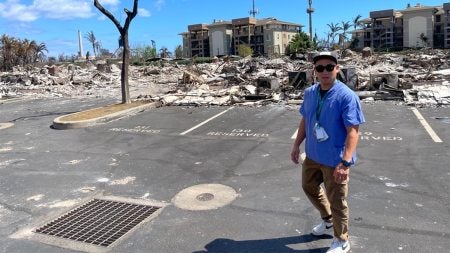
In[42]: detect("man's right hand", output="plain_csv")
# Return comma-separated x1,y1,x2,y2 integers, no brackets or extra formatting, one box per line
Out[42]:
291,145,300,164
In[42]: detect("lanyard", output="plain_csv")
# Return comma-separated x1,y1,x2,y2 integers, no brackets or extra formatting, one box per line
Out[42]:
316,89,328,122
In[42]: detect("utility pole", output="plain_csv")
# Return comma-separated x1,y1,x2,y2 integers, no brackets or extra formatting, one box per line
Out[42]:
307,0,314,41
248,0,259,55
249,0,259,18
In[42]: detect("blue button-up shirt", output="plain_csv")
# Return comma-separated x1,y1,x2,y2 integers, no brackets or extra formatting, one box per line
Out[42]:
300,80,365,167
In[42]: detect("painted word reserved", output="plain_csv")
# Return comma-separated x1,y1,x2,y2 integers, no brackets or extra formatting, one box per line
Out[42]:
207,129,269,137
109,126,160,134
360,132,402,141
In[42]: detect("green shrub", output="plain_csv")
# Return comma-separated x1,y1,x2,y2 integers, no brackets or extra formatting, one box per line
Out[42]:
238,44,253,57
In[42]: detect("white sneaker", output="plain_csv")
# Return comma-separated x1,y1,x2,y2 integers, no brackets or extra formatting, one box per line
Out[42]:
326,237,350,253
311,220,333,236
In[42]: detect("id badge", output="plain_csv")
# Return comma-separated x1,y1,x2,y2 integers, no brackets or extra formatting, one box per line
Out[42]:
314,123,329,142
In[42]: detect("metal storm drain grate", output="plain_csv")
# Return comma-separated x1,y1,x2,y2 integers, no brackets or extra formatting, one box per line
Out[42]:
33,198,160,247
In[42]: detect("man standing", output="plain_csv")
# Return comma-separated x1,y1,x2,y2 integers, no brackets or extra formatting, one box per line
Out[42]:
291,52,365,253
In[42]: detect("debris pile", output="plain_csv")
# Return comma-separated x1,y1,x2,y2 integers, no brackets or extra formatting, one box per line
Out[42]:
1,49,449,107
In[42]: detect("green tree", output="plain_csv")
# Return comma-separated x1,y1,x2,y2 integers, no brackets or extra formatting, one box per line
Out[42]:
238,44,253,57
150,40,157,57
286,31,314,54
133,44,157,63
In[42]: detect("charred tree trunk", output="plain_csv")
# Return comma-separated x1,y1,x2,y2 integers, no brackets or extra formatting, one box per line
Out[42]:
94,0,138,104
121,32,130,104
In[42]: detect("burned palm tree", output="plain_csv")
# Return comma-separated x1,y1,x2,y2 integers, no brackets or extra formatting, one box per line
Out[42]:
23,40,38,65
94,0,138,104
0,35,17,70
14,39,27,66
159,47,170,58
35,42,48,62
340,21,351,48
85,31,97,57
327,22,342,46
0,35,47,70
353,14,362,30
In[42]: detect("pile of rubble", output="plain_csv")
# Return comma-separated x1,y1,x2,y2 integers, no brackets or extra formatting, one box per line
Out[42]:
1,48,449,107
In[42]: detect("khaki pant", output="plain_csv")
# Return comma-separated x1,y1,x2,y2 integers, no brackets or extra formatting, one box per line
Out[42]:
302,157,349,241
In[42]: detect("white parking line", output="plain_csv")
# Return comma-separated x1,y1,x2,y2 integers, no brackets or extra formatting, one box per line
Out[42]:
180,107,235,135
411,108,443,143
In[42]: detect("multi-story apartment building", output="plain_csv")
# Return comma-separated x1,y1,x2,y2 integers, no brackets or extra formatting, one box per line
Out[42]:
250,17,301,57
180,17,302,58
181,24,210,58
209,20,234,56
232,17,258,56
352,3,450,50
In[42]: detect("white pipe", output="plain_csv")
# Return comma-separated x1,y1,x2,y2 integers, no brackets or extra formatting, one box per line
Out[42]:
78,30,83,57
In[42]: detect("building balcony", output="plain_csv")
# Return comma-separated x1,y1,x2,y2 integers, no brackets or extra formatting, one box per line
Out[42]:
234,31,253,36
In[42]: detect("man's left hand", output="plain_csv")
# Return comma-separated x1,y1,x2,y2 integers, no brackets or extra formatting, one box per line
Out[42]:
333,163,349,183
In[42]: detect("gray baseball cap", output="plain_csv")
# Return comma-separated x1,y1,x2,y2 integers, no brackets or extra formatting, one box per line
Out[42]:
313,51,338,64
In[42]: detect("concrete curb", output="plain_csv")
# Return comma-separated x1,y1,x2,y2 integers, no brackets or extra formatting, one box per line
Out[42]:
52,101,161,130
0,97,29,104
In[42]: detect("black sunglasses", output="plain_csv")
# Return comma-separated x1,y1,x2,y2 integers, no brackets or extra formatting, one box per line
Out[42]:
315,64,336,72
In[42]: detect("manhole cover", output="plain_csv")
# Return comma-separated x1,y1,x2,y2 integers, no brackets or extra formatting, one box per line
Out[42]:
196,193,215,201
0,123,14,130
33,198,161,248
172,184,238,211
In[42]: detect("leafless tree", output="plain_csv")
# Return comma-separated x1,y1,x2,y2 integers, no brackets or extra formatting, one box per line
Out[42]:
94,0,138,104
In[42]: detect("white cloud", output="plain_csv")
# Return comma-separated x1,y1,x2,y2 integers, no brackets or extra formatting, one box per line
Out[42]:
98,0,120,6
0,0,38,21
138,8,151,17
0,0,96,21
33,0,94,19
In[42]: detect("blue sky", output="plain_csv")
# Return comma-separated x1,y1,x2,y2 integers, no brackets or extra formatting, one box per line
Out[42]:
0,0,447,57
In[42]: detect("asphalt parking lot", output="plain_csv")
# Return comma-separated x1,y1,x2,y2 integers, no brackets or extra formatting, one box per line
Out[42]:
0,98,449,253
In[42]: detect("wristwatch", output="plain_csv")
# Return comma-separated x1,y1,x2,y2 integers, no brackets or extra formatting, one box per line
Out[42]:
341,159,353,167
